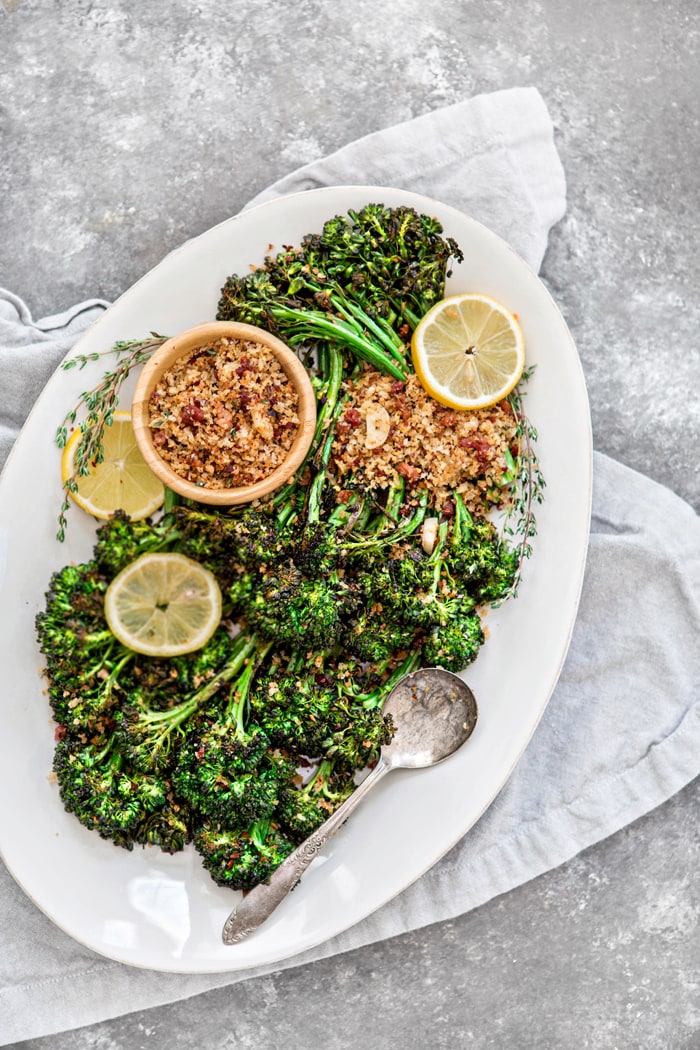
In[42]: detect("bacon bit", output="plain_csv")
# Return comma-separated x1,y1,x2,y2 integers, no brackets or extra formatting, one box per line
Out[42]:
180,400,205,427
236,356,254,375
459,437,492,454
54,724,67,741
397,461,421,484
390,380,406,393
343,407,362,427
439,411,458,427
336,489,353,504
195,745,206,760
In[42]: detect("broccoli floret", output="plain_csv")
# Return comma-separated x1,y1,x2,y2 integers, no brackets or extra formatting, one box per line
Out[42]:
93,510,179,577
36,562,111,661
345,610,417,663
282,521,341,575
131,797,193,854
36,561,139,729
245,574,352,650
477,544,520,603
276,759,354,843
194,816,295,891
116,634,255,775
172,639,278,824
421,615,484,673
250,667,338,755
53,734,168,849
323,700,395,774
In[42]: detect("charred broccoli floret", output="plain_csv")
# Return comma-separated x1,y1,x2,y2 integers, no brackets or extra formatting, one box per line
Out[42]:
276,759,354,843
421,616,484,673
115,633,254,775
92,510,180,577
53,734,168,849
172,638,277,824
194,816,295,891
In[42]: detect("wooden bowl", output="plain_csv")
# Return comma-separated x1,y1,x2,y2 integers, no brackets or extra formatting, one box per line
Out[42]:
131,321,317,506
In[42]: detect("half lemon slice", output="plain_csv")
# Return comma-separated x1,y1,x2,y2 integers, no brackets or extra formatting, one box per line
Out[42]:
411,293,525,410
104,552,223,657
61,410,165,521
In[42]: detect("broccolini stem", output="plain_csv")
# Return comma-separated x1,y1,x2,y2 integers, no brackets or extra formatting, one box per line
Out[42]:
326,290,406,363
269,304,407,381
80,649,135,705
224,639,273,730
306,398,346,526
344,490,430,551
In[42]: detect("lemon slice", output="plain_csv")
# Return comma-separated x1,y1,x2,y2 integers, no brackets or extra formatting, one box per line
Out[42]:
411,294,525,410
61,410,164,520
104,552,223,657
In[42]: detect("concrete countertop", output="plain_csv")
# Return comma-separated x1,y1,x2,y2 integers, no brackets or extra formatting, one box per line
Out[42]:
1,1,698,1047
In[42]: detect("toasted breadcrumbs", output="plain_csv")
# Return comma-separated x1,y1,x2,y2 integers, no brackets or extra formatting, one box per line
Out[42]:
149,337,299,488
330,370,517,513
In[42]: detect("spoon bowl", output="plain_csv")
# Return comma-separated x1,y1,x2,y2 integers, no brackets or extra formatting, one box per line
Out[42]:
222,667,478,944
381,667,478,769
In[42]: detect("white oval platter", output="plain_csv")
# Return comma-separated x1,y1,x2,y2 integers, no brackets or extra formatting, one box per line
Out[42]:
0,186,592,972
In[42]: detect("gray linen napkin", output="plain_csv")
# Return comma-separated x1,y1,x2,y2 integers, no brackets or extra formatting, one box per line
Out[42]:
1,86,698,1045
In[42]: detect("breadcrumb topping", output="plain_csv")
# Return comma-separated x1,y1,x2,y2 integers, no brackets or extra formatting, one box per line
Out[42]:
330,370,517,513
148,337,299,489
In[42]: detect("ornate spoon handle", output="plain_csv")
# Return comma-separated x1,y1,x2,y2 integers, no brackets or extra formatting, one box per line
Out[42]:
222,759,389,944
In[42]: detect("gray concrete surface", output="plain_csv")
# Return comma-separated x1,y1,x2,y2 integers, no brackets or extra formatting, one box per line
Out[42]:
1,0,699,1047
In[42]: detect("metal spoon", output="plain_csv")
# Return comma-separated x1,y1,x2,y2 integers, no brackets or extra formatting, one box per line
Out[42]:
221,667,478,945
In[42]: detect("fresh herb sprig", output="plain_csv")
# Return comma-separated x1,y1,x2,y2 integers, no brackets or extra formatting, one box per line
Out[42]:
55,334,167,541
499,366,546,601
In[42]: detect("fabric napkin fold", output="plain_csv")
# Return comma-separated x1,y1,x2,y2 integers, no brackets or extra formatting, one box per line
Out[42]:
1,86,698,1046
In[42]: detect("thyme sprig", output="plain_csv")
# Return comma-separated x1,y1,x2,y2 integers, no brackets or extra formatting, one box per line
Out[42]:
55,334,167,541
498,366,546,602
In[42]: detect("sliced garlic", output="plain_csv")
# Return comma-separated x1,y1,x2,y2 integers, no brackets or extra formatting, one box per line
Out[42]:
421,516,439,554
365,404,391,449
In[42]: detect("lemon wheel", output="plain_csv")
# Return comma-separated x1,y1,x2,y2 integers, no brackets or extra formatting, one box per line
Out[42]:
411,293,525,410
104,552,223,657
61,411,164,521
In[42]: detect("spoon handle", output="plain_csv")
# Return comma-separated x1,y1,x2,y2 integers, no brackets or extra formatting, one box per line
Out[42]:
222,759,389,944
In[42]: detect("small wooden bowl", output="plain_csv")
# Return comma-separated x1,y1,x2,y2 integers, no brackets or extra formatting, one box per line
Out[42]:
131,321,317,506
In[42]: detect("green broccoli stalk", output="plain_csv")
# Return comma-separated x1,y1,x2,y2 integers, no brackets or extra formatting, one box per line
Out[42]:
343,649,422,710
